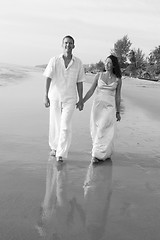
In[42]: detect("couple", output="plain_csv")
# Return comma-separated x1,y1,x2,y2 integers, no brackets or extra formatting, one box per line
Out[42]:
43,35,122,163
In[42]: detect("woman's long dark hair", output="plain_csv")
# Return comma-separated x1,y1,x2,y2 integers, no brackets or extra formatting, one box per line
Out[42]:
107,55,122,78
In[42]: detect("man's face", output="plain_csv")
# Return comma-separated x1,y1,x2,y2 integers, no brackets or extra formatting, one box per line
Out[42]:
62,37,75,53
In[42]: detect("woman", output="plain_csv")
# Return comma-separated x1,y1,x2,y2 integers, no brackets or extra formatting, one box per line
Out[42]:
83,55,122,163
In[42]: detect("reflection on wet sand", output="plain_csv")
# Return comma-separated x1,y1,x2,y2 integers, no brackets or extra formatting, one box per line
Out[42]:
36,157,113,240
36,156,71,239
84,160,113,240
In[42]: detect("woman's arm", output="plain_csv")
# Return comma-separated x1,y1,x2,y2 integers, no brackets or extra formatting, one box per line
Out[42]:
115,78,122,121
83,73,99,103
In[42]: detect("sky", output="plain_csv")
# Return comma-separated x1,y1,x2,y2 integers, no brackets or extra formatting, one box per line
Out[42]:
0,0,160,66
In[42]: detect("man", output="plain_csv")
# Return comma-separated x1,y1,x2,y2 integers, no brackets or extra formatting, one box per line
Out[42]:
43,35,85,162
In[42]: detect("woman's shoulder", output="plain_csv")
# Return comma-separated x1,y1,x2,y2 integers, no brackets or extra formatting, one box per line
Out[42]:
95,72,101,79
114,75,121,82
96,71,105,78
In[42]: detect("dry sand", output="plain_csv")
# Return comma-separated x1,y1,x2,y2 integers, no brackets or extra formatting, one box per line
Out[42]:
0,65,160,240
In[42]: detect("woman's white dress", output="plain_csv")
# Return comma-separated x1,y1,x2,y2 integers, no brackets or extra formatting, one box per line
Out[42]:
90,74,118,160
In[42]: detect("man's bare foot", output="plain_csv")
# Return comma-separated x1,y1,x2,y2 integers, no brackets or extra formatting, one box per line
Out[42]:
56,156,63,163
91,157,99,163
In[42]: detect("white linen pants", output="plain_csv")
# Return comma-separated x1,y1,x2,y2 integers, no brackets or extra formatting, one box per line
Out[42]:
49,99,75,158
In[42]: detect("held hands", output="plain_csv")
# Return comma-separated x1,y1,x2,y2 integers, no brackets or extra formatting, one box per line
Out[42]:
116,112,121,121
76,100,84,111
44,96,50,108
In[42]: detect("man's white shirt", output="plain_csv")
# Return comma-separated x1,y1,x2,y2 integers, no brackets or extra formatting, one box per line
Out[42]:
43,54,85,103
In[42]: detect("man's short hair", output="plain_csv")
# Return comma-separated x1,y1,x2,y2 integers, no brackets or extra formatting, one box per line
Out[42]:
62,35,75,44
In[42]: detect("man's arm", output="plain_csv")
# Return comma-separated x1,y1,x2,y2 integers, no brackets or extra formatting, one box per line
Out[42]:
43,57,55,108
76,82,83,111
44,77,52,108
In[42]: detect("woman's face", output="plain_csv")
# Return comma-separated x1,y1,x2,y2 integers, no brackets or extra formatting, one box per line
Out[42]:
105,58,113,71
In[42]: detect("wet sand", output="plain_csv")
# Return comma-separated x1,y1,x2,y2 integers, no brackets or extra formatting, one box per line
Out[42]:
0,65,160,239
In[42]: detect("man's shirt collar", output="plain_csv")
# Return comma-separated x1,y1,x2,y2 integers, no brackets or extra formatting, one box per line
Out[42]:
59,54,75,61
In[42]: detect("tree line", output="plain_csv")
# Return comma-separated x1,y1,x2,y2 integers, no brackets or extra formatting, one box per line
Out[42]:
85,35,160,79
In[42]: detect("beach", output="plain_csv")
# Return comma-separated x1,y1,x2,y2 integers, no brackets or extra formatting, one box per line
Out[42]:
0,63,160,240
